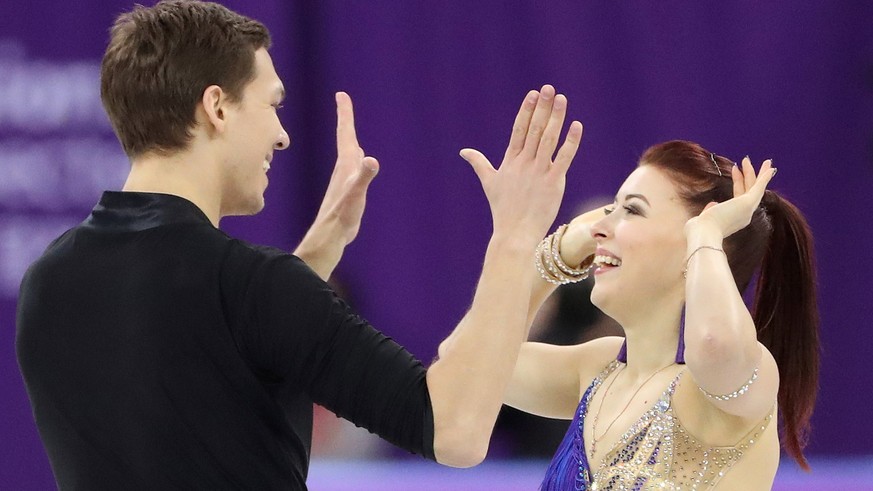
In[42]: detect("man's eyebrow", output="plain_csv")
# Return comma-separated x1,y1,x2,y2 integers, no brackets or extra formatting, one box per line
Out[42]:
614,193,651,206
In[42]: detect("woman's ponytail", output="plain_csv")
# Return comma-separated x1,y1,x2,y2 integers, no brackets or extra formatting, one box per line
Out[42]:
753,190,820,471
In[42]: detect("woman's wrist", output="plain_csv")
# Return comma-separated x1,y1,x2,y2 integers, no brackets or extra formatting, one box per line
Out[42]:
558,224,595,267
536,225,593,285
684,216,725,246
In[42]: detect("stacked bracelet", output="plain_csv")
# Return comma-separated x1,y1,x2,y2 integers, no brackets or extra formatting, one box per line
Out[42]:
535,224,594,285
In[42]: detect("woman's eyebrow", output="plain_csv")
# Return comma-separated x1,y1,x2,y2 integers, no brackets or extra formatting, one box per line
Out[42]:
615,193,651,206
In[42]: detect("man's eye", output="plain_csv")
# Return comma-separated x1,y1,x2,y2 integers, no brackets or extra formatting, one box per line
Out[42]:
604,207,615,215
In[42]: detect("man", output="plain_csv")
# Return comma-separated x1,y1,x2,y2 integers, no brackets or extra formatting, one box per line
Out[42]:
16,1,583,489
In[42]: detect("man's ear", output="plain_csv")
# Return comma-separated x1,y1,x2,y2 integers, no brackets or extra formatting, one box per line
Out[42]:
201,85,228,134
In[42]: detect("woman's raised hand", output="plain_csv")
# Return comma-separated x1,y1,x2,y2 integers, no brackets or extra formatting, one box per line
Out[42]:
461,85,583,245
687,156,776,237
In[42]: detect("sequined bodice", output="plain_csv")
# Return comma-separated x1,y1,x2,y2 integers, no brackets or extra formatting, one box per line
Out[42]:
540,361,773,491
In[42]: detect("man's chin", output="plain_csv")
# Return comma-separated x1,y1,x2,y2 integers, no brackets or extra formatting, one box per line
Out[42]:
223,198,266,218
245,200,266,216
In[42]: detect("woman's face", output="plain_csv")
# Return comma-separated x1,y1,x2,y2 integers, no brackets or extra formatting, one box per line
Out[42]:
589,165,693,317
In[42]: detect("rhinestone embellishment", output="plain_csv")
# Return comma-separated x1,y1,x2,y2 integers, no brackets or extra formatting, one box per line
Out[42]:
550,362,775,491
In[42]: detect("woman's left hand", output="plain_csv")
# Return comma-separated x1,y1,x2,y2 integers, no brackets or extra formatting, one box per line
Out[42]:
685,156,776,238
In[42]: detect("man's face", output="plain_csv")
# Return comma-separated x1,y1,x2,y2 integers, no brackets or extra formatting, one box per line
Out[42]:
218,48,289,217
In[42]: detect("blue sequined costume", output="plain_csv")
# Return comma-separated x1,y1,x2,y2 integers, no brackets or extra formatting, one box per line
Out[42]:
540,361,773,491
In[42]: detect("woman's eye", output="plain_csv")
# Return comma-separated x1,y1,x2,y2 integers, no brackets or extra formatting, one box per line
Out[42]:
624,205,640,215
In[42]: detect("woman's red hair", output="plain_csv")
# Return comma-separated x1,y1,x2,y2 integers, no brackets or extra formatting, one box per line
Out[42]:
641,141,819,470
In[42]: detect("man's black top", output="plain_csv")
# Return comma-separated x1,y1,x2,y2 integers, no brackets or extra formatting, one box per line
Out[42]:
16,192,435,490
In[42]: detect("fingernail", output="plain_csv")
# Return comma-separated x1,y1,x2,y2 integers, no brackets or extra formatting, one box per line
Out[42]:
772,168,778,177
744,155,750,162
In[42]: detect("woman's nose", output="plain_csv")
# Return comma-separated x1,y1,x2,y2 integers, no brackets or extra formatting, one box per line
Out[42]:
590,214,611,241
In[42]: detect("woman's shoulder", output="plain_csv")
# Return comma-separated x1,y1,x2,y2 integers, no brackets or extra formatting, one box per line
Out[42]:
574,336,625,389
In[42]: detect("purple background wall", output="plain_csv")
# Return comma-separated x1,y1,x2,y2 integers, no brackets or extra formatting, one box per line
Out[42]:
2,1,871,488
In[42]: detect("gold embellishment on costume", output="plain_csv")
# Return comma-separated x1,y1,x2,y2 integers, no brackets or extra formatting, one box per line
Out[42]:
668,404,774,489
590,362,675,457
583,364,775,490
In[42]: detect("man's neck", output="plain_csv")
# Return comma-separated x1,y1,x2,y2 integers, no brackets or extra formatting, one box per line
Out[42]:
123,151,222,227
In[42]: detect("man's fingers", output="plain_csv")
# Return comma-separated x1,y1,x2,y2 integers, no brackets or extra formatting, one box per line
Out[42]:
347,156,379,191
333,157,378,215
520,84,556,159
360,156,379,176
536,93,567,164
552,121,583,174
460,148,495,183
336,92,360,157
504,90,539,160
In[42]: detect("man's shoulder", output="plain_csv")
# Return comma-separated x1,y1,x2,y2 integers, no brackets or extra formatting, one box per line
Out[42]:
220,237,318,285
222,236,300,267
218,237,332,324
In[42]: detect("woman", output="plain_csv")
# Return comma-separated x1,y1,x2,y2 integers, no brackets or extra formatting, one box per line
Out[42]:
502,141,818,490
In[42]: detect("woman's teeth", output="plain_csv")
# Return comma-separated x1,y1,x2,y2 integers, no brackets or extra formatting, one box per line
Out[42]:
594,255,622,267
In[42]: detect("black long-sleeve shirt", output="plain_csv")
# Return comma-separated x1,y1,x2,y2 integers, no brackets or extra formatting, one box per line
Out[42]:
16,191,435,490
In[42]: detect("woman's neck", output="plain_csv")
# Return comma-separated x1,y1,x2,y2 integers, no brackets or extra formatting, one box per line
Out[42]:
618,305,684,378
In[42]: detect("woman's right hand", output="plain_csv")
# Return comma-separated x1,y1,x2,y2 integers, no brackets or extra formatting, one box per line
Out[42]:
559,207,606,266
460,85,583,246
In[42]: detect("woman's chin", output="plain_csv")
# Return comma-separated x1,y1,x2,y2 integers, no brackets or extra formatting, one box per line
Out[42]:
591,281,631,320
590,284,611,313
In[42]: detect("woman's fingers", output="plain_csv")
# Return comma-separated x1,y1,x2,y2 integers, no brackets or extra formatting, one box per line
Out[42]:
536,94,568,165
741,156,756,192
504,90,539,160
460,148,495,184
731,165,744,198
746,159,774,204
552,121,583,175
482,85,582,181
520,85,556,159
